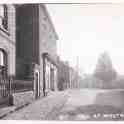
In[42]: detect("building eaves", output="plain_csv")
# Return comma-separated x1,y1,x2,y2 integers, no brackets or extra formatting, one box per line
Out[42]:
40,4,59,40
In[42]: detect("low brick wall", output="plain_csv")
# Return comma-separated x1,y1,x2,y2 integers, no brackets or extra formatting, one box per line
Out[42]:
12,91,35,107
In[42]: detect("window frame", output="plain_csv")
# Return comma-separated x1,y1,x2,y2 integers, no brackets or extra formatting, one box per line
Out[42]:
0,49,8,78
0,4,9,35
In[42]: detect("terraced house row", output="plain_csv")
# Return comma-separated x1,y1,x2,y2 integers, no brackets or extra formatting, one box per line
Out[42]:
0,4,59,107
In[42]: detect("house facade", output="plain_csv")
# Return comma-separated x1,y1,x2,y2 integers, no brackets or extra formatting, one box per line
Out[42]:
39,5,58,95
0,5,16,105
57,56,83,90
15,4,58,97
57,57,70,90
0,4,58,106
0,5,15,78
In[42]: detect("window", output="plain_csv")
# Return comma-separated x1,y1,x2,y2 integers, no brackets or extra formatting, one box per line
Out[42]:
0,49,7,77
0,49,7,67
0,50,4,66
0,5,4,18
0,5,8,31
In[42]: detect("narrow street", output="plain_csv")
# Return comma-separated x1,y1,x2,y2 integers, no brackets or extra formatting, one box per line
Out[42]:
2,89,124,120
1,3,124,122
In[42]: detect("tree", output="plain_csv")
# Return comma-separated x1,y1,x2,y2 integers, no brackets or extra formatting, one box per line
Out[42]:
94,52,117,82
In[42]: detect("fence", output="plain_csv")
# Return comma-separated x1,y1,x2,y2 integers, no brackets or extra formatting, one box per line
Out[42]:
0,76,34,106
0,77,10,98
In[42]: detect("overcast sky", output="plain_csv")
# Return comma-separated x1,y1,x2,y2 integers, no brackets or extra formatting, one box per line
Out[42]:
46,4,124,75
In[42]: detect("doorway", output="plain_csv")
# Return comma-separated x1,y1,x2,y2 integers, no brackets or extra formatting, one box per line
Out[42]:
50,68,54,91
34,70,40,99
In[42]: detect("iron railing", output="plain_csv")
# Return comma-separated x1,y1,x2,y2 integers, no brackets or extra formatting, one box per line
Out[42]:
0,77,10,98
0,76,34,99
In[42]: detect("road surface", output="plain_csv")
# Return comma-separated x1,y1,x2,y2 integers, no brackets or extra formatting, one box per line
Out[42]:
54,89,124,121
3,89,124,120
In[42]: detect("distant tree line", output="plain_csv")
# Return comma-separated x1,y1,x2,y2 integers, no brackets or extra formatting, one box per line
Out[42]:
94,52,117,82
80,52,124,89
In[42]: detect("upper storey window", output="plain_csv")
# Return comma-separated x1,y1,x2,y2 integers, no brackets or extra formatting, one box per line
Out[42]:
0,5,8,31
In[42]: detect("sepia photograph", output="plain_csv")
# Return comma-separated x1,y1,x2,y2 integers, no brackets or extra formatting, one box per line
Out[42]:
0,2,124,121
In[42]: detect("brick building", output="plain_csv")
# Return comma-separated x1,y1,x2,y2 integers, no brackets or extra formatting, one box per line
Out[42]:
0,5,15,105
57,57,70,90
0,4,58,106
57,56,83,90
15,4,58,98
69,67,78,88
0,5,15,78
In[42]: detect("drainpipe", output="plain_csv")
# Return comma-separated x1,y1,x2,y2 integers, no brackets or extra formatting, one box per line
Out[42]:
54,67,58,91
8,75,13,106
43,54,46,96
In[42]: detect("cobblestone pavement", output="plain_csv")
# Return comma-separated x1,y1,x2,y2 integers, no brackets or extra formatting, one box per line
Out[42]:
3,91,69,120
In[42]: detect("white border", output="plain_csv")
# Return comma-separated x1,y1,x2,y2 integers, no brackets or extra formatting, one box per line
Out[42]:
1,1,124,123
1,120,124,123
0,0,124,4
